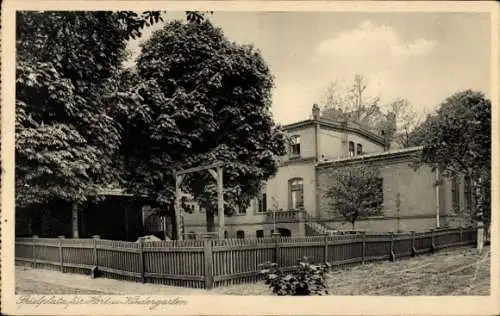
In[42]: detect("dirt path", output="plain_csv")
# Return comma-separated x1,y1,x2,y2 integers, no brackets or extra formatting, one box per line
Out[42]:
16,246,490,296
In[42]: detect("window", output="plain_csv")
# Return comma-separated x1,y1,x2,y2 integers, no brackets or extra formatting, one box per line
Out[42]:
464,175,472,211
142,205,162,233
256,230,264,238
290,135,301,157
357,143,363,155
451,176,460,210
224,231,228,239
258,193,267,213
271,228,291,237
289,178,304,209
363,178,384,213
187,232,196,240
237,205,247,215
278,228,291,237
236,230,245,239
349,141,355,157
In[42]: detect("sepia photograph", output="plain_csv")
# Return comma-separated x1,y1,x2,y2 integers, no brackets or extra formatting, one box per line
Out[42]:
1,1,498,315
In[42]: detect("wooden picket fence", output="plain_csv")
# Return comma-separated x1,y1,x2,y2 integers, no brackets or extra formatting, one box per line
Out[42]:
15,227,477,289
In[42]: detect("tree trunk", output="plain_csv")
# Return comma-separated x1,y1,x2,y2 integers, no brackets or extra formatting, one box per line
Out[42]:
206,210,215,233
28,218,33,236
71,202,79,238
170,211,178,240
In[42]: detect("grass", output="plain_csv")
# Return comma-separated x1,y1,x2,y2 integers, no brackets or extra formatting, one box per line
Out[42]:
213,246,490,296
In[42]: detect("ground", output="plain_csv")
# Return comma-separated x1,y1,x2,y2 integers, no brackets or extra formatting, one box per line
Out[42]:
16,246,490,296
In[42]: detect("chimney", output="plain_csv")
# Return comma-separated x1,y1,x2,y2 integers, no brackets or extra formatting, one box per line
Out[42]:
312,104,320,120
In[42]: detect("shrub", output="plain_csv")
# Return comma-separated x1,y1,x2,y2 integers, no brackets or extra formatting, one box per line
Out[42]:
259,257,332,296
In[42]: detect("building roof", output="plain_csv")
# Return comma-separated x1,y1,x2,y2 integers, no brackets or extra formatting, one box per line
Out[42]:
316,146,423,169
283,118,386,145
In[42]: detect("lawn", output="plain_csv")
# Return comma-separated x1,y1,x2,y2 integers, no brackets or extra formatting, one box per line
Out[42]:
213,246,490,296
16,246,489,296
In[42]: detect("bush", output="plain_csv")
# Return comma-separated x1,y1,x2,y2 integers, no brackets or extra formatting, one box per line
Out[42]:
259,257,332,296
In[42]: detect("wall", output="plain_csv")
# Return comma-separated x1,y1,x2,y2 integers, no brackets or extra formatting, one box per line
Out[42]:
182,160,316,235
317,157,440,228
346,133,385,156
318,129,344,160
183,122,318,229
183,221,303,238
281,125,316,163
440,174,473,228
321,217,449,233
318,127,385,161
266,162,317,214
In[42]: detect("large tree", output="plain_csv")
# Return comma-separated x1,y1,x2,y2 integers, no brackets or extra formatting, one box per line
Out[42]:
15,11,165,210
410,90,491,224
118,19,287,233
323,164,383,229
318,74,419,148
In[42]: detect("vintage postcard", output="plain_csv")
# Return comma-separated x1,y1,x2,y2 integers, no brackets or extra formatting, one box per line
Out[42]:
1,1,499,315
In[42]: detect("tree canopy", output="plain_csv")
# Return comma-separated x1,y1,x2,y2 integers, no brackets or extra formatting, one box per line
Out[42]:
116,19,287,231
318,74,419,148
410,90,491,222
323,164,383,228
15,11,195,209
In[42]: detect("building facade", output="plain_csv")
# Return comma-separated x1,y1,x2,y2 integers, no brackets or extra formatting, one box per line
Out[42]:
25,105,469,240
179,105,470,238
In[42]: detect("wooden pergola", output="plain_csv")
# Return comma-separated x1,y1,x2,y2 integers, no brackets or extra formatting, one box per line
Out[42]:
174,161,225,240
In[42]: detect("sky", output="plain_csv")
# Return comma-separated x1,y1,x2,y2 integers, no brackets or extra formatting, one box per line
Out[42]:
126,12,491,125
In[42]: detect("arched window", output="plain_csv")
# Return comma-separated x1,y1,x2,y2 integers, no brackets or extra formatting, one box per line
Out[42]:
289,135,301,158
357,143,363,155
278,228,291,237
187,231,196,240
256,230,264,238
289,178,304,209
464,175,472,211
349,141,355,157
236,230,245,239
451,176,460,210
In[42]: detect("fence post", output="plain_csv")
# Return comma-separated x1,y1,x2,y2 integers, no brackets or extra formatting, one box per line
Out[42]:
477,221,484,253
138,239,145,283
361,232,366,264
203,237,214,290
459,227,463,245
91,235,100,278
272,232,281,266
411,231,416,257
389,233,396,262
323,234,329,263
430,229,437,253
32,235,38,268
58,235,65,272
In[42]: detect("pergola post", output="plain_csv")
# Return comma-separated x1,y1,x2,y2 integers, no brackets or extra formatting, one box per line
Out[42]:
216,166,225,239
71,202,79,239
174,173,184,240
174,162,226,240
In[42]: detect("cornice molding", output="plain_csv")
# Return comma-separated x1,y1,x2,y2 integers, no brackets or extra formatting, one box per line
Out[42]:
316,146,423,170
282,119,385,145
280,156,316,166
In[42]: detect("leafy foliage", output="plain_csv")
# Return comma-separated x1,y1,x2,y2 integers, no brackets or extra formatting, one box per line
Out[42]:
318,74,418,147
118,19,287,231
259,257,331,296
324,164,383,228
409,90,491,223
15,11,163,208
